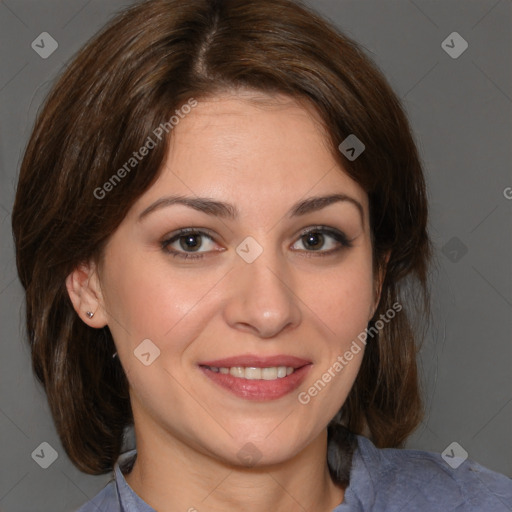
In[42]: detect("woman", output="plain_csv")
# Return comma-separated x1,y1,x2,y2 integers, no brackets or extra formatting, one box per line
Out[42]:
11,0,512,511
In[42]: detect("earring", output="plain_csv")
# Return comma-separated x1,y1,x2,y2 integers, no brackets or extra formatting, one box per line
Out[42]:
86,311,94,319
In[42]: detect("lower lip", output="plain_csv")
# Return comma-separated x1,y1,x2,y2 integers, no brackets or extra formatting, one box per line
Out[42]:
199,365,312,401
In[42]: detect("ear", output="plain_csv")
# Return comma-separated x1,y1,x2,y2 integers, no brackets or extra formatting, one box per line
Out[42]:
370,250,391,320
65,261,108,328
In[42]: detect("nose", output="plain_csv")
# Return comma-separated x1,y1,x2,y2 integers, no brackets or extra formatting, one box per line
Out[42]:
222,247,302,339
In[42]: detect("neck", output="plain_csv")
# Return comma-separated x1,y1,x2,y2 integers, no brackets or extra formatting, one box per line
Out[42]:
124,426,345,512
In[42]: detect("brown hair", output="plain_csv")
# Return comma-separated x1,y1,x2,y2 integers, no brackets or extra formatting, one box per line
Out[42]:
12,0,430,476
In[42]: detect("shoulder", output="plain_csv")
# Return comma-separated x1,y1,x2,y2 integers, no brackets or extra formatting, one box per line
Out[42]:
338,435,512,511
74,479,120,512
74,451,150,512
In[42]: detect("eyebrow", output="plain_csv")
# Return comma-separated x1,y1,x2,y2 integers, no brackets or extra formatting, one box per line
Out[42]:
138,193,364,224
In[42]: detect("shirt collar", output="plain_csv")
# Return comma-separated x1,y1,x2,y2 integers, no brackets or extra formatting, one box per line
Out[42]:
114,450,156,512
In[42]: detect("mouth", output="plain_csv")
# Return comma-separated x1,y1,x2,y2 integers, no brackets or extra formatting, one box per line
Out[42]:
198,354,312,401
202,365,296,380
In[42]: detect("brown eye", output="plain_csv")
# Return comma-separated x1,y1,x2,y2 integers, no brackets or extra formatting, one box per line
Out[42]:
291,226,353,256
178,233,203,252
161,228,220,260
302,231,325,250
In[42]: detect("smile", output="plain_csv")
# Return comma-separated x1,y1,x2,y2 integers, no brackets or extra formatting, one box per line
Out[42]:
198,355,312,400
203,365,295,380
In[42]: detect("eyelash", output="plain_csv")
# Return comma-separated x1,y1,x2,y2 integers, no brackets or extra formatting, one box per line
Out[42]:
161,226,353,261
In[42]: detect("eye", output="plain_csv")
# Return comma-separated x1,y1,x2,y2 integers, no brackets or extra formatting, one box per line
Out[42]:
161,228,221,260
290,226,353,256
161,226,353,261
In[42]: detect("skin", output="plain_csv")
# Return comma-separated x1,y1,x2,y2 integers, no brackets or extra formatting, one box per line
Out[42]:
67,91,386,512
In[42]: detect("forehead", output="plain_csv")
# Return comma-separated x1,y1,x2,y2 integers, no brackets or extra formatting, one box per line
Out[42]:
132,92,368,218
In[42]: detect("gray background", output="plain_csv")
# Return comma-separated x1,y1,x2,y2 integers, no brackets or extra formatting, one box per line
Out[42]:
0,0,511,511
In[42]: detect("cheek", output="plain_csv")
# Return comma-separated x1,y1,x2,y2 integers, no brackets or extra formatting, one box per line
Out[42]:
101,250,221,352
300,254,375,342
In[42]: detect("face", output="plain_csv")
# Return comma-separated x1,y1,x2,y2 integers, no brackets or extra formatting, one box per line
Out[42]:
82,92,382,466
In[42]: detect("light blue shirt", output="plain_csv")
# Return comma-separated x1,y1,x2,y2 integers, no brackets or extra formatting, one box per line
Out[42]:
76,435,512,511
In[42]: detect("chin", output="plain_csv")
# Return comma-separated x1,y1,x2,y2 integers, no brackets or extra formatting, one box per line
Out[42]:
219,430,312,469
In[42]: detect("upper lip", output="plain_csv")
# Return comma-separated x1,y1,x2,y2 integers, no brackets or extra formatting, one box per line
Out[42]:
199,354,312,369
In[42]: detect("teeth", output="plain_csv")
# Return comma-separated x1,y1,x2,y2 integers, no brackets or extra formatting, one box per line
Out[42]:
208,366,295,380
230,367,245,378
277,366,287,378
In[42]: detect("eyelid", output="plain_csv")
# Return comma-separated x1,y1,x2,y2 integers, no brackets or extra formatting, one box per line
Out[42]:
163,226,217,239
